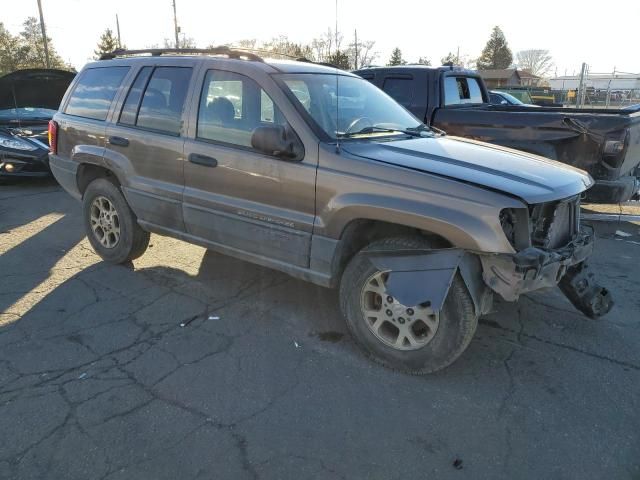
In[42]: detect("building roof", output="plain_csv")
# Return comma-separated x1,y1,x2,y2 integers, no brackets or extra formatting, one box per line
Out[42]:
478,69,520,80
518,70,541,79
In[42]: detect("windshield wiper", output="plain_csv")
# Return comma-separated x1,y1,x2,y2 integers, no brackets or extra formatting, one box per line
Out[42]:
338,126,424,138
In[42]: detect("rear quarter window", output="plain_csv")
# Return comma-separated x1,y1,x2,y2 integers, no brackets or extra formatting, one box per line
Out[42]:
64,67,129,120
382,77,414,108
444,76,484,105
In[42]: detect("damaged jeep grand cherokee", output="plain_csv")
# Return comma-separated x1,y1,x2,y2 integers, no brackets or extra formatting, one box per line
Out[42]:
49,48,612,374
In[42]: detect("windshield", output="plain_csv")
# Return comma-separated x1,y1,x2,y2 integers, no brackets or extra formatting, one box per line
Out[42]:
0,107,57,121
277,74,423,139
495,92,524,105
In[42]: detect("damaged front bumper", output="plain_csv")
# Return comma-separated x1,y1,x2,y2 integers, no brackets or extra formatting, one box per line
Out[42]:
480,226,595,302
366,225,612,321
480,225,612,317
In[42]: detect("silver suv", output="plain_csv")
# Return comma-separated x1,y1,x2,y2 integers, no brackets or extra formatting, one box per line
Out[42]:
49,48,612,374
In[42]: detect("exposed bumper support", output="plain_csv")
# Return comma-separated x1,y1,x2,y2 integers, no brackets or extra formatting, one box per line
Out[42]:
479,226,595,302
480,225,613,317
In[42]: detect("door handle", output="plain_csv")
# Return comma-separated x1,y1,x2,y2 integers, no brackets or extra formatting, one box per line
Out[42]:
108,136,129,147
188,153,218,167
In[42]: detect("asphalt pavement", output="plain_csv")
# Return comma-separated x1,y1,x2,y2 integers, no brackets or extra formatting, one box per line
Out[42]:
1,178,639,480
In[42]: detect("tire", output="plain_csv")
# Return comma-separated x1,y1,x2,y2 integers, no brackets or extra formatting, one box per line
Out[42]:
339,236,478,374
82,178,150,264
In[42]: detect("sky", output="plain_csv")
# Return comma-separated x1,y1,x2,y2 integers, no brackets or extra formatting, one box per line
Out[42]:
4,0,640,76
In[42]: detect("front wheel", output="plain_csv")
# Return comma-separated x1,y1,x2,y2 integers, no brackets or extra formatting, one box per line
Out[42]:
82,178,150,264
339,237,478,374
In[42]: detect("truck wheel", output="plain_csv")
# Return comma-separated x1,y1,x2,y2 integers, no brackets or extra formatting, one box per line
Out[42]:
339,236,478,374
82,178,150,264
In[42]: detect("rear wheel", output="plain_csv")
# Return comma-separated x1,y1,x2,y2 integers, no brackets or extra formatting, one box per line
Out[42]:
82,178,149,264
339,236,478,374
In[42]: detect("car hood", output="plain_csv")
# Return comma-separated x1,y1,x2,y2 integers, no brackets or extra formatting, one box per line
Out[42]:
0,69,75,111
342,135,594,204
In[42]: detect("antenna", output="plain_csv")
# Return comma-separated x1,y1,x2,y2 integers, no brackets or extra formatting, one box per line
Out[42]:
335,0,340,153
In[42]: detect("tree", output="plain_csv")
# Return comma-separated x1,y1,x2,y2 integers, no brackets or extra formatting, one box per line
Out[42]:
94,28,118,59
17,17,68,70
164,35,196,49
387,47,406,66
440,51,457,65
476,26,512,70
347,38,377,70
516,49,554,77
19,17,66,69
262,36,313,60
325,50,350,70
0,23,22,75
416,57,431,66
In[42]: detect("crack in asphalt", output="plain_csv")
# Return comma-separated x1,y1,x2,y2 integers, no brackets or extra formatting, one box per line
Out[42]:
479,318,640,371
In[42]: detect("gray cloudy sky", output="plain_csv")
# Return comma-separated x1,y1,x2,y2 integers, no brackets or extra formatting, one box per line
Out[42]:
5,0,640,75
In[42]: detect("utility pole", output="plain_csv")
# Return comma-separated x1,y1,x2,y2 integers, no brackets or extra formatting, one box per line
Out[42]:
116,14,122,48
172,0,180,49
354,29,358,70
456,46,460,65
576,62,588,108
36,0,51,68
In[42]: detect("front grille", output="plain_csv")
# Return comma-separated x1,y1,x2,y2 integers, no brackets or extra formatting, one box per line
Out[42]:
530,196,580,249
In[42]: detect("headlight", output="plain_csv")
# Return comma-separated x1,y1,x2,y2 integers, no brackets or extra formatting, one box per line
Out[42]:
0,134,38,151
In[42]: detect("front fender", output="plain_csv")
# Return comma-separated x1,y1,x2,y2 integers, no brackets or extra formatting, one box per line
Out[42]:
321,192,518,253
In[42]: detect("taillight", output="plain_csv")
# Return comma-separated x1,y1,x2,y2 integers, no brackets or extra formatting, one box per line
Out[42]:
48,120,58,155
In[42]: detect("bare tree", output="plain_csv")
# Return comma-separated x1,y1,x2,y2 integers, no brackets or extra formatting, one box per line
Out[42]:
347,39,377,69
516,49,554,77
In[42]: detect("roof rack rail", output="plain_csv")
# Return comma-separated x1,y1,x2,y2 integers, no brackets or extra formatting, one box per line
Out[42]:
99,46,263,62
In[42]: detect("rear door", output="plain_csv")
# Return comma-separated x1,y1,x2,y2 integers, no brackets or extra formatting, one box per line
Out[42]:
105,63,196,232
182,67,317,268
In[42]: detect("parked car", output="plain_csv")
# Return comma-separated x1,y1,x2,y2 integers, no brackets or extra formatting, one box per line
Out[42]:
0,69,75,178
354,65,640,203
50,48,611,374
489,90,539,107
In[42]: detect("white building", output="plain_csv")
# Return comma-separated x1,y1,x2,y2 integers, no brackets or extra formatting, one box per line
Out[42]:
548,73,640,91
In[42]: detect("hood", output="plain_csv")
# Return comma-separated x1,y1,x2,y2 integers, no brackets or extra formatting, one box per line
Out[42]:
0,69,75,111
342,135,594,204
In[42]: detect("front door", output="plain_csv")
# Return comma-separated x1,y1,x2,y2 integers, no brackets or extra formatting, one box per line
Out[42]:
182,68,317,268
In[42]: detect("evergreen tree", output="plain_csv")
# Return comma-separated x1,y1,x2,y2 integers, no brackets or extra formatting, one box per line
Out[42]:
440,52,457,65
94,28,119,59
387,47,406,66
476,26,512,70
325,50,350,70
19,17,68,69
416,57,431,66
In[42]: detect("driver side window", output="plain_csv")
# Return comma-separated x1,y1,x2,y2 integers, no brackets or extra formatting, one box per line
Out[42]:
196,70,287,148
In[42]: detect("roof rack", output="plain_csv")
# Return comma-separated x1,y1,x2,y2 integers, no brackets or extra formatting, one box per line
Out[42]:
99,46,263,62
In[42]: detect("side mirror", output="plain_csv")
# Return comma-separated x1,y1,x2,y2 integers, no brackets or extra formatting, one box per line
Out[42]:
251,125,302,160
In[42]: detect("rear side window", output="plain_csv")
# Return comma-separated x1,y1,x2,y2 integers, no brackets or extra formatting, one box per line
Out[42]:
444,76,484,105
382,77,414,108
135,67,192,135
64,67,129,120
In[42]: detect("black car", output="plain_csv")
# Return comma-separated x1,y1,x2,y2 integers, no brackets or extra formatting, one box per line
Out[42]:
0,69,75,178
